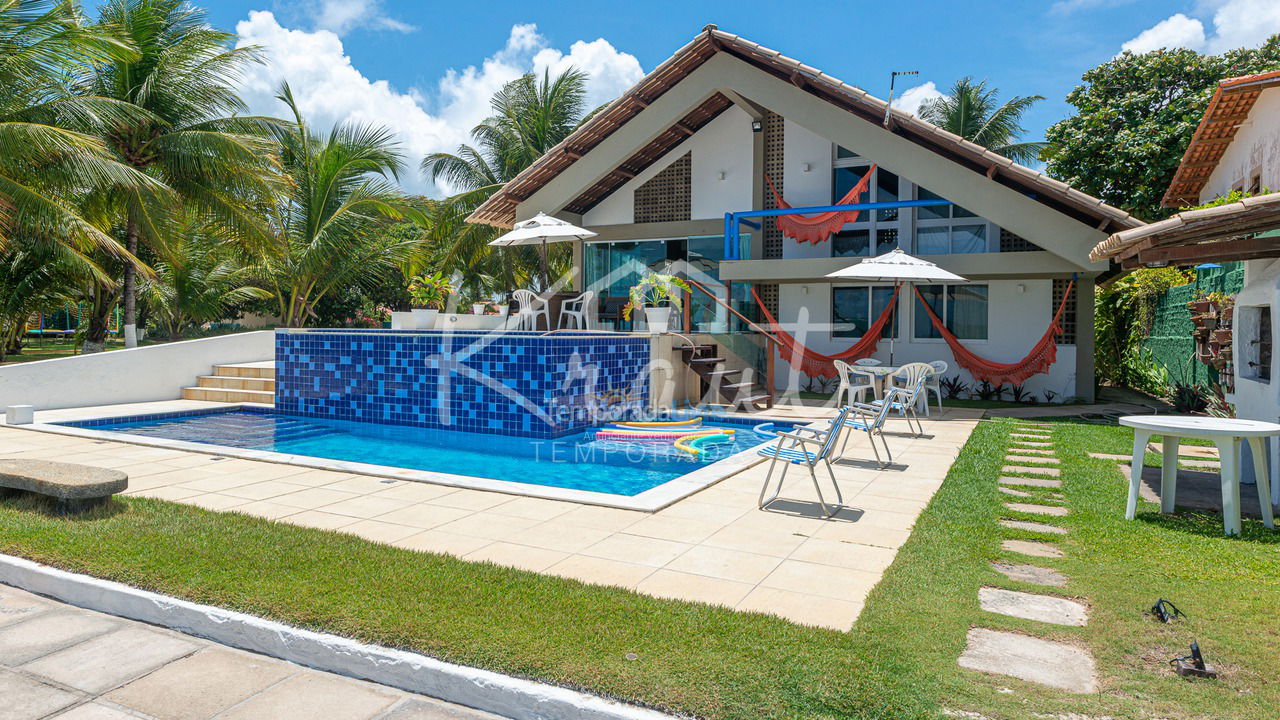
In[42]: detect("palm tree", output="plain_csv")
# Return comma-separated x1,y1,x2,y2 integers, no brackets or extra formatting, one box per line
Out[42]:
143,210,269,340
917,77,1048,164
261,85,426,327
0,0,157,265
87,0,281,346
422,68,592,291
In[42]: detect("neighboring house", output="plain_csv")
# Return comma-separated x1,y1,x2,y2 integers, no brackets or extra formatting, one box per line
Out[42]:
469,25,1142,401
1091,69,1280,504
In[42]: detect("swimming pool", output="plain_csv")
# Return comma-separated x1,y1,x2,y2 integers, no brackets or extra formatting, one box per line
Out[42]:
59,409,792,498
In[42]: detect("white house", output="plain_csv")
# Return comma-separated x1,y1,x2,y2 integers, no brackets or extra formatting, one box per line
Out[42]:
1091,69,1280,504
469,25,1143,402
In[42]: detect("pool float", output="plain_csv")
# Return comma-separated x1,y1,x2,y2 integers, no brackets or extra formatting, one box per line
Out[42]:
673,432,733,457
596,428,733,442
753,423,779,439
613,417,702,428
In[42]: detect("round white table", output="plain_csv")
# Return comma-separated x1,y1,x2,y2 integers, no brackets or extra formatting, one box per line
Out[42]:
1119,415,1279,536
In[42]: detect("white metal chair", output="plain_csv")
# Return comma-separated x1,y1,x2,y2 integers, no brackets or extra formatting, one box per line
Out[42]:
511,289,550,331
874,363,931,436
924,360,948,416
756,406,851,517
839,394,898,467
558,291,595,329
833,360,874,407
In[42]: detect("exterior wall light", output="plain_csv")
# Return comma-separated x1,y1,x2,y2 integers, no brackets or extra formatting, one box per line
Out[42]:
751,120,763,133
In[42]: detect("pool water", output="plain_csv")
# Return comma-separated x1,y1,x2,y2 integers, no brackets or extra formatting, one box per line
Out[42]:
64,410,789,496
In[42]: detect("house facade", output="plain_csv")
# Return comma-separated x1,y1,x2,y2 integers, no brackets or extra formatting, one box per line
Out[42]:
469,26,1142,402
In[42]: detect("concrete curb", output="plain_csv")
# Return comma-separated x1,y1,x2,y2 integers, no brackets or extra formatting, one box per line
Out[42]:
0,554,674,720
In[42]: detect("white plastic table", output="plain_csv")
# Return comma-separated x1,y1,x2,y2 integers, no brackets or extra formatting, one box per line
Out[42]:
1119,415,1278,536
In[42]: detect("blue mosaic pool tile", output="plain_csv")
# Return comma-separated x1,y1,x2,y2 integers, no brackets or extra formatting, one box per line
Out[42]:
274,330,651,438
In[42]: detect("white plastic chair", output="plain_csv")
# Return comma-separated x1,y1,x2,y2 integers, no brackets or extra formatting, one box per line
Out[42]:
924,360,948,416
511,289,550,331
873,362,932,435
756,406,851,517
558,291,595,329
833,360,874,407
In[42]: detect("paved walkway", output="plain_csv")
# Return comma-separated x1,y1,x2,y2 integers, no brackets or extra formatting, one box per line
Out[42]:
0,583,499,720
4,401,980,631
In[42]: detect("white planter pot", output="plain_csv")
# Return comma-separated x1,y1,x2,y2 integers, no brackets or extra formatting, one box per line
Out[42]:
389,311,416,330
643,306,673,334
493,304,510,317
472,303,488,315
411,308,438,330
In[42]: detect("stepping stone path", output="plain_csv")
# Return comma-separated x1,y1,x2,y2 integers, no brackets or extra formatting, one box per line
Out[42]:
991,562,1067,587
1004,502,1069,517
957,421,1099,697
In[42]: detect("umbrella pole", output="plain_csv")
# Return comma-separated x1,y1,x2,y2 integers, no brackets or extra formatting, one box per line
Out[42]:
539,239,551,291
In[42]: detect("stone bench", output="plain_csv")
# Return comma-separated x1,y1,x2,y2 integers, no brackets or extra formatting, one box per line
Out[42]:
0,459,128,514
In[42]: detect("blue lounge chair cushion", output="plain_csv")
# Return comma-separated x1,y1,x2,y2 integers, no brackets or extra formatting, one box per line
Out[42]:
757,446,818,464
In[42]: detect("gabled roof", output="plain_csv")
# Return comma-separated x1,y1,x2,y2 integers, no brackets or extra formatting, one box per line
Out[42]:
1163,70,1280,208
1092,191,1280,267
467,26,1142,232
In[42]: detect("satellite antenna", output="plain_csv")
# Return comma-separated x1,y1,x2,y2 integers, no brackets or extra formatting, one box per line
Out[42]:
884,70,920,127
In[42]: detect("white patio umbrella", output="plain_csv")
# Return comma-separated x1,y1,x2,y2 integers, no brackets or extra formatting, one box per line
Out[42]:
825,248,968,364
489,212,597,290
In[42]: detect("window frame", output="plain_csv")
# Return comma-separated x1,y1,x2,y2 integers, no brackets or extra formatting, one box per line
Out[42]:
830,284,899,341
912,283,990,341
829,148,903,259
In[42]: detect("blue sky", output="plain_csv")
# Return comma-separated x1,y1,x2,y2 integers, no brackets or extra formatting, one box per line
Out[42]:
162,0,1280,195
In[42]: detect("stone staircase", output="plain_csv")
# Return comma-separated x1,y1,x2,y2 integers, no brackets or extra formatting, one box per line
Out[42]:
181,361,275,404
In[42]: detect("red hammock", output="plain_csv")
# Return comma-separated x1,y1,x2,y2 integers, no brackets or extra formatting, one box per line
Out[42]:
764,164,877,245
912,281,1075,387
750,284,900,379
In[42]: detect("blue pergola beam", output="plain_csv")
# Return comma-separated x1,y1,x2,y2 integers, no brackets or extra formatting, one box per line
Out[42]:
722,198,953,260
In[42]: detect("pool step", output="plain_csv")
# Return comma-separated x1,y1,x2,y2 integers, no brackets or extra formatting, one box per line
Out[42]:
182,361,276,404
678,342,772,410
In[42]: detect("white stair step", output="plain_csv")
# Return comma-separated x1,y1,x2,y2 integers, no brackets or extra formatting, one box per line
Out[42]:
212,361,275,379
196,375,275,391
181,387,275,404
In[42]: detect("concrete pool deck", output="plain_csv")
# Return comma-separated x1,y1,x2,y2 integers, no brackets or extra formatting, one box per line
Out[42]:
1,401,980,631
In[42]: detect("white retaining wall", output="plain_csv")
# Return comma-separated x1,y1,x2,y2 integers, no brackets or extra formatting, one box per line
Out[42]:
0,331,274,410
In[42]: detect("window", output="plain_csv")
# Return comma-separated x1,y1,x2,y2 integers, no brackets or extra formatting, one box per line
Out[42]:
833,286,898,338
914,284,988,340
831,149,902,257
1242,305,1271,384
915,186,992,254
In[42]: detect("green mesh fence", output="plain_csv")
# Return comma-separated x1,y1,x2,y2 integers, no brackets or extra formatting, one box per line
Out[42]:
1140,262,1244,386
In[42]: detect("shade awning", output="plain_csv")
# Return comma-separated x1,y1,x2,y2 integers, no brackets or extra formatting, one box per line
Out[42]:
824,248,968,283
1091,192,1280,268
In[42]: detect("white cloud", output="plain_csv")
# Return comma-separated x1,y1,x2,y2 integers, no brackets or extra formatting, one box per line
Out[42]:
1120,13,1206,54
1119,0,1280,56
233,14,644,196
308,0,413,35
891,81,943,116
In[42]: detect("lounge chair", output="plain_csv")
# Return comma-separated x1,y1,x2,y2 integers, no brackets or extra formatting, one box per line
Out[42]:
756,406,851,517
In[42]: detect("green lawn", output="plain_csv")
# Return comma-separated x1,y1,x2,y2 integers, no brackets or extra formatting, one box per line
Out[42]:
1,418,1276,719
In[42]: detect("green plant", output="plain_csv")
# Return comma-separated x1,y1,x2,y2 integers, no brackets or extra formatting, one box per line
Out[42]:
917,77,1046,164
1041,389,1059,404
408,272,452,310
939,376,969,400
622,272,691,321
1008,384,1031,403
975,381,1005,401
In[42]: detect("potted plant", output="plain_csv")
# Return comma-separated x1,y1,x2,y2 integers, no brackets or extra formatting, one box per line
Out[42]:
407,272,452,330
472,301,489,315
623,272,691,334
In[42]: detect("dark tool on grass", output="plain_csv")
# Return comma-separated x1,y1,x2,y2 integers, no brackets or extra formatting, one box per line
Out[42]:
1150,598,1185,623
1171,640,1218,679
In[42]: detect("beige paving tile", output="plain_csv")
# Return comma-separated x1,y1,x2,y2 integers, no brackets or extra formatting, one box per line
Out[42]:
183,493,250,512
430,489,517,512
392,530,493,557
264,487,359,510
220,480,308,501
686,487,758,508
811,520,912,549
174,473,265,493
320,495,412,519
0,585,55,628
546,554,654,589
282,510,359,531
52,702,141,719
275,470,359,488
340,519,424,544
372,503,473,530
216,671,399,720
735,586,863,631
321,475,402,494
620,515,723,544
556,505,648,531
129,485,204,502
788,537,899,574
0,611,118,664
760,560,880,602
433,513,542,541
506,521,615,553
21,626,200,694
230,501,298,521
665,544,782,584
635,569,754,608
105,647,296,720
581,534,691,568
654,500,750,525
486,496,577,521
701,522,808,558
462,542,568,572
0,669,78,720
371,481,458,503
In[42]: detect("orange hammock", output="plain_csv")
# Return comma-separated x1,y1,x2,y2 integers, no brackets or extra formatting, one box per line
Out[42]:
912,281,1075,387
763,164,877,245
750,284,901,379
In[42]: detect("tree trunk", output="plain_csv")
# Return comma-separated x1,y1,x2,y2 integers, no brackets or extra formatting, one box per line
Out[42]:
122,218,139,348
81,285,114,354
